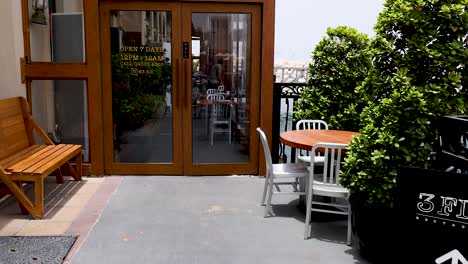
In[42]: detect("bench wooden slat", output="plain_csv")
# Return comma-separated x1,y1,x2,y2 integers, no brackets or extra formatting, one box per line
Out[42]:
0,99,31,160
0,98,22,119
33,145,81,175
0,145,45,168
8,145,63,173
22,145,76,174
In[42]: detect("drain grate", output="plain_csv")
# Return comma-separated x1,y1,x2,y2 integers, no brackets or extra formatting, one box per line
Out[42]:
0,236,77,264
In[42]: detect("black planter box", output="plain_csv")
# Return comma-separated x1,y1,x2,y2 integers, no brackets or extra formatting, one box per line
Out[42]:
397,166,468,263
352,115,468,263
351,201,399,264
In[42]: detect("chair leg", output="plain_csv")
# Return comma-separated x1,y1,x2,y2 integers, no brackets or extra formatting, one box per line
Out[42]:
347,203,352,246
0,172,35,218
260,171,269,206
304,182,314,239
74,152,82,181
51,168,64,184
229,121,232,144
264,175,274,217
15,181,28,215
31,178,44,219
210,128,214,146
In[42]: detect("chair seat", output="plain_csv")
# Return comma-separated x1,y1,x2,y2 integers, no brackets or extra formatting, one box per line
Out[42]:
272,163,308,178
297,155,325,164
312,181,349,198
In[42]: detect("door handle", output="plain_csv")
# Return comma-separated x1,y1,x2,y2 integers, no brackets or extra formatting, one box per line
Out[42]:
184,59,189,112
174,58,179,110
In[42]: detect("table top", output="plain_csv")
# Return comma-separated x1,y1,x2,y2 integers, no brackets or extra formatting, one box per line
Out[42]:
280,129,359,150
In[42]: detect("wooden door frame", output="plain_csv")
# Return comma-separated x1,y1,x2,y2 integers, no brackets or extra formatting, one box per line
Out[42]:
99,1,184,175
181,3,262,175
20,0,104,176
21,0,274,176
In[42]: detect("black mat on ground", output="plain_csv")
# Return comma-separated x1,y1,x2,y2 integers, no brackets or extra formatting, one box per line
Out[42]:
0,236,77,264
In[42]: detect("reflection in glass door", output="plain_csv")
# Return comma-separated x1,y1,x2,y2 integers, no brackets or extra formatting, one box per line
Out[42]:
110,10,173,163
191,13,252,164
101,3,260,175
101,2,182,175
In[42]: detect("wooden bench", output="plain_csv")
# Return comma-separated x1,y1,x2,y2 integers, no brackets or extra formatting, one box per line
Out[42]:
0,97,82,219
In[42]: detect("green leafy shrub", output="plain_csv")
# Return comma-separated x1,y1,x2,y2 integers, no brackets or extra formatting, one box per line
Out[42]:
114,92,165,130
111,53,170,130
294,26,372,131
341,0,467,208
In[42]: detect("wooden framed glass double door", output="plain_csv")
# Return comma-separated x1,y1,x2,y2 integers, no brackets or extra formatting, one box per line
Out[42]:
100,1,260,175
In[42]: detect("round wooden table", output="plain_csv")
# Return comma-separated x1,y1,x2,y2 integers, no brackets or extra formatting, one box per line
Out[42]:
280,129,359,150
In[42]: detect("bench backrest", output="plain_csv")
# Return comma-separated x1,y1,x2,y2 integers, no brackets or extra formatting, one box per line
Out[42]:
0,97,35,160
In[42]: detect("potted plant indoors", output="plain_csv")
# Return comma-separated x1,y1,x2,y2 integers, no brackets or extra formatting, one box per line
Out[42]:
340,0,467,262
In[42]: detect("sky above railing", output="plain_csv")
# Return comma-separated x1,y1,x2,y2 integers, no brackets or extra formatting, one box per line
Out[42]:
275,0,384,64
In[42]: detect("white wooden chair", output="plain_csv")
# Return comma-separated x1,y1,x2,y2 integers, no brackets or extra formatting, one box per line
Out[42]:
304,142,351,246
256,128,309,217
207,89,218,95
209,94,231,145
296,120,328,164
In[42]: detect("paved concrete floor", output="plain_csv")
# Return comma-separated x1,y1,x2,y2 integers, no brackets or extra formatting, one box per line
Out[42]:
0,177,106,236
72,176,369,264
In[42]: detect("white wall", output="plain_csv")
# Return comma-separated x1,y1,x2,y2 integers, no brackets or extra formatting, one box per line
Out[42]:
0,1,26,99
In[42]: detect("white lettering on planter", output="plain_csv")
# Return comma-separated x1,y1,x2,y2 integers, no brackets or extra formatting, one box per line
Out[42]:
438,196,459,216
457,200,468,220
417,193,468,222
417,193,435,213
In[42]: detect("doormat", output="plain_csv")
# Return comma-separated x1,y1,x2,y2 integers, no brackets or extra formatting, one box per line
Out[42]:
0,236,77,264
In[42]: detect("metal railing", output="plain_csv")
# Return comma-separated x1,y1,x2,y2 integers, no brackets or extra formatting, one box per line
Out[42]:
273,66,309,83
272,82,307,163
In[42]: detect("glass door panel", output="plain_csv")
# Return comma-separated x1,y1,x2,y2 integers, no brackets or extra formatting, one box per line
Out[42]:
182,4,261,175
110,10,173,163
191,13,252,164
100,2,182,175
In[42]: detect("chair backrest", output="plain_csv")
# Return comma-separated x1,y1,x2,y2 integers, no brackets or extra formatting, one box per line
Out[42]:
207,94,225,101
310,142,348,186
296,120,329,157
207,89,218,95
217,84,225,92
256,128,273,173
211,101,231,120
296,119,328,130
0,97,34,160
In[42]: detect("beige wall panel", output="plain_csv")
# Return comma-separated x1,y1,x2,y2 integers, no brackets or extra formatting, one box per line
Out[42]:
0,1,26,99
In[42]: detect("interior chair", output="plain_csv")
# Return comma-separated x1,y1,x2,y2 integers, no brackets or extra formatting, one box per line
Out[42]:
304,142,351,246
235,104,249,144
207,88,218,95
256,128,309,217
296,120,328,164
209,94,231,145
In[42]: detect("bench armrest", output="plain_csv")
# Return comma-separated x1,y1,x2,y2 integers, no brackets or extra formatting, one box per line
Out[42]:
28,115,55,145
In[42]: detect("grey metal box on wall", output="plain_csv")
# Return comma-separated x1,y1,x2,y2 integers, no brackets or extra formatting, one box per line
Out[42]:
51,13,89,161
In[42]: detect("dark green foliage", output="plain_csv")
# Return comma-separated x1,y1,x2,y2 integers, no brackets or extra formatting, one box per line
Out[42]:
341,0,467,208
111,54,170,130
294,26,372,132
113,91,165,130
